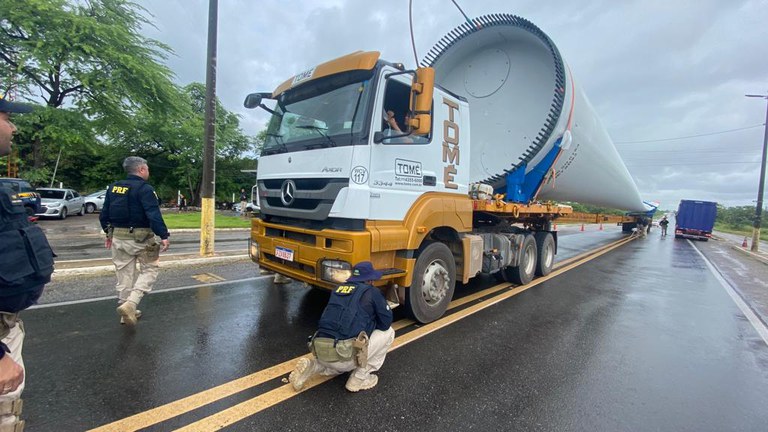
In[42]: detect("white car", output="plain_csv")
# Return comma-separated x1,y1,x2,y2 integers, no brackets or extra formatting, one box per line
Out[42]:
234,202,258,213
36,188,85,219
84,190,107,213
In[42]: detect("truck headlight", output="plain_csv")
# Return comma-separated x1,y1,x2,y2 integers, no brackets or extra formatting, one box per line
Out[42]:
321,260,352,283
249,238,260,259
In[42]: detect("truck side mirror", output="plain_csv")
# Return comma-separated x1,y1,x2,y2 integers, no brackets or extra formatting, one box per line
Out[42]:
409,67,435,135
244,92,272,109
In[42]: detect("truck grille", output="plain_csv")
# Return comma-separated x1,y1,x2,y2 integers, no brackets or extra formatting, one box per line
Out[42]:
259,178,348,221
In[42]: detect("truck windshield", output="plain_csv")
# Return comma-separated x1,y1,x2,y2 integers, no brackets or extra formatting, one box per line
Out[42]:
261,71,374,155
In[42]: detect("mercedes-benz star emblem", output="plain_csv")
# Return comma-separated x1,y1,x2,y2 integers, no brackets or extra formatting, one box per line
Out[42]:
280,180,296,206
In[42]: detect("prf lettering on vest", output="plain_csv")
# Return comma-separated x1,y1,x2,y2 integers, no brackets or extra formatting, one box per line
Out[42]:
442,98,459,189
111,186,129,194
336,285,355,294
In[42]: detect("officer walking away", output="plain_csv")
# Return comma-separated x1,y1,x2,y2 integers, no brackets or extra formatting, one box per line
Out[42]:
289,261,394,393
659,216,669,236
0,94,55,430
100,156,170,326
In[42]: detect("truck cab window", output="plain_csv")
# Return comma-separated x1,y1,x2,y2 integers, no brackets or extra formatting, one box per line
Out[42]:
381,79,429,145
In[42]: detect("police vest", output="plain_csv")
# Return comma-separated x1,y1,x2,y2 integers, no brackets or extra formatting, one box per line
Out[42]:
317,282,373,341
105,178,149,228
0,187,54,305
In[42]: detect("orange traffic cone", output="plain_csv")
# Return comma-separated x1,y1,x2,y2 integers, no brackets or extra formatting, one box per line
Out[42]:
599,223,603,231
580,224,585,231
742,237,748,248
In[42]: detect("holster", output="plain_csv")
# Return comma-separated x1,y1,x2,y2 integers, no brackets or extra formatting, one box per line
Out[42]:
352,331,369,368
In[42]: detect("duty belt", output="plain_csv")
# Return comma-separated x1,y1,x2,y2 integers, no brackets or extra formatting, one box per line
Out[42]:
112,227,153,241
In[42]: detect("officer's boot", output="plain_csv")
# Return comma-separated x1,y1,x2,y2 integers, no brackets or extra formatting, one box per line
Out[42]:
120,309,142,325
117,301,138,326
273,274,292,284
345,373,378,392
289,357,318,391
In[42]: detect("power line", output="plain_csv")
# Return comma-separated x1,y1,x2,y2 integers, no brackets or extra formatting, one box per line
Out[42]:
614,124,764,144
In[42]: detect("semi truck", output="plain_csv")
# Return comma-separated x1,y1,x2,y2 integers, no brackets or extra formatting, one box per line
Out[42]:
245,14,646,323
675,200,717,241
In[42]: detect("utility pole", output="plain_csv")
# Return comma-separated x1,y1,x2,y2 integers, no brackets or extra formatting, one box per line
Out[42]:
200,0,218,257
745,92,768,252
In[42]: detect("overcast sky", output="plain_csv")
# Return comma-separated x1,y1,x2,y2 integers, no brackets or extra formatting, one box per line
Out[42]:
136,0,768,209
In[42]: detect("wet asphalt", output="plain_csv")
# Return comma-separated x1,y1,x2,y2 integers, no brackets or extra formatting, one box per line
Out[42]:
19,227,768,431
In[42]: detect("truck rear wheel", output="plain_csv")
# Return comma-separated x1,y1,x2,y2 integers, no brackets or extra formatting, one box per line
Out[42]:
534,232,555,277
502,234,537,285
405,242,456,324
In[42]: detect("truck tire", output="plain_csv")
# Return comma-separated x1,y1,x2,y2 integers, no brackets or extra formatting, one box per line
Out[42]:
502,234,537,285
405,242,456,324
534,232,555,277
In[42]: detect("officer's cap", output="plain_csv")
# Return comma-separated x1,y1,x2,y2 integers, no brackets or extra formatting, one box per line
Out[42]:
0,94,35,114
346,261,382,282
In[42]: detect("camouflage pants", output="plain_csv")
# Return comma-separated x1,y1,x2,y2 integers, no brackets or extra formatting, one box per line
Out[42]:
0,314,24,430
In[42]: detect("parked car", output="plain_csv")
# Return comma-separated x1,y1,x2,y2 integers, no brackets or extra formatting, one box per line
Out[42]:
84,190,107,213
0,177,41,215
36,187,85,219
233,202,258,213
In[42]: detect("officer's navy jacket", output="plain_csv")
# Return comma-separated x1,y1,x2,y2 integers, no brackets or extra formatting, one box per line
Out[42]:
99,175,169,239
317,282,393,340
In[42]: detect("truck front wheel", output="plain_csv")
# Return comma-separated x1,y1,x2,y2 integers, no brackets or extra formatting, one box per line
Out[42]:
502,234,537,285
534,232,555,277
405,242,456,324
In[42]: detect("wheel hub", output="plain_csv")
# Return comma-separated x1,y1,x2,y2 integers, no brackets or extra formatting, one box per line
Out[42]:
421,260,450,305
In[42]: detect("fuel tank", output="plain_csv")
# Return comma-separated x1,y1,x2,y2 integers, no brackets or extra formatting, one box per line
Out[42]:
422,14,645,212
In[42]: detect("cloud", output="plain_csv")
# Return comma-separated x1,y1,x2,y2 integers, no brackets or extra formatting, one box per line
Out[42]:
135,0,768,208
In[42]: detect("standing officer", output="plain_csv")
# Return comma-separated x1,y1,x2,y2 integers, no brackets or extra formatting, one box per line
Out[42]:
659,216,669,236
289,261,394,393
100,156,170,326
239,188,248,217
0,94,54,430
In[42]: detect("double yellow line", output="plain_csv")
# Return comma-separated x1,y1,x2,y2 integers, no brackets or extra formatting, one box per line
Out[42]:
90,235,633,432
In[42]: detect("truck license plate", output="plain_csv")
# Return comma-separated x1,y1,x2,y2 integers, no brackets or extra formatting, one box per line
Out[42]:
275,246,294,262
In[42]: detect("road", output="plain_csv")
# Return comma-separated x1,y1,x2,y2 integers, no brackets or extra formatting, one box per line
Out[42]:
19,226,768,431
36,213,249,261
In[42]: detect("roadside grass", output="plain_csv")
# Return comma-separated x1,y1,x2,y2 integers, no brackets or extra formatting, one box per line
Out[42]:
714,223,768,242
161,211,253,229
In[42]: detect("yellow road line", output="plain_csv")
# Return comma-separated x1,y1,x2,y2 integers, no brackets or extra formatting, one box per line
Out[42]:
90,235,632,432
175,236,633,431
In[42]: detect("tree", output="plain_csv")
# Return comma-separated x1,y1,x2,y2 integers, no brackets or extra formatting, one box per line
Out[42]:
0,0,183,173
115,82,257,205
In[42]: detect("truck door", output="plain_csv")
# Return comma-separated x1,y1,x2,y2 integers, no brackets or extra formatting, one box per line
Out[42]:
368,71,437,220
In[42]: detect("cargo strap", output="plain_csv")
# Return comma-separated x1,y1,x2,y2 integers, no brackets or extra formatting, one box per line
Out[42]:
0,420,24,432
0,399,22,416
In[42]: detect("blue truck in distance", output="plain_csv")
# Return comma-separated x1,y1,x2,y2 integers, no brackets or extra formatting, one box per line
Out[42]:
675,200,717,241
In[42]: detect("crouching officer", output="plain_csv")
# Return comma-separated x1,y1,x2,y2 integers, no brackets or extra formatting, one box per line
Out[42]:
290,261,394,393
100,156,170,326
